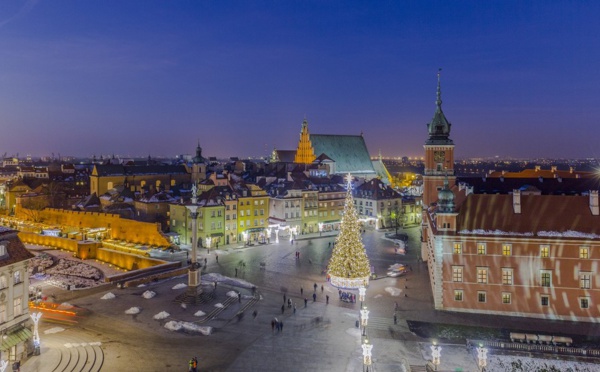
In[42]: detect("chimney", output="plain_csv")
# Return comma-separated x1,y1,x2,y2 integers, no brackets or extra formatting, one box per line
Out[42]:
590,190,599,216
551,166,557,172
570,166,575,174
535,165,541,172
466,186,474,196
513,189,521,214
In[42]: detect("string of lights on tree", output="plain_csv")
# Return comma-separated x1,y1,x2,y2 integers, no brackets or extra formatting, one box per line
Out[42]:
328,174,371,289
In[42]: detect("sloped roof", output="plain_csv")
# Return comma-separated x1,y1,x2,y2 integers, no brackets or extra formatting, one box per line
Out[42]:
310,134,375,175
372,159,391,185
458,176,600,195
456,194,600,237
0,229,35,267
94,164,188,177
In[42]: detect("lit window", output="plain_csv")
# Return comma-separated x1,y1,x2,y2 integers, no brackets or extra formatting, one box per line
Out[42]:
477,267,488,284
502,268,513,285
453,242,462,254
502,244,512,256
580,247,589,259
541,271,552,287
477,291,486,303
502,292,512,304
452,266,463,282
540,245,550,258
454,290,463,301
477,243,486,255
13,271,21,284
0,244,5,256
580,297,590,309
580,273,591,289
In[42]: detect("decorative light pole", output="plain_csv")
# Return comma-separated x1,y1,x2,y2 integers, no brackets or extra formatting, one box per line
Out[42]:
30,311,42,355
242,231,248,245
318,222,323,236
431,343,441,371
359,286,366,305
360,306,369,336
361,338,373,372
183,184,202,301
274,228,279,243
476,344,488,371
205,236,212,250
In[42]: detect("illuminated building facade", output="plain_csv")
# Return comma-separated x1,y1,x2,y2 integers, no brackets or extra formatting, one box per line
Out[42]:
421,74,600,321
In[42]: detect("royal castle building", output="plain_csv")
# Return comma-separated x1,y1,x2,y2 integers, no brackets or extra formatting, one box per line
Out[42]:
421,72,600,322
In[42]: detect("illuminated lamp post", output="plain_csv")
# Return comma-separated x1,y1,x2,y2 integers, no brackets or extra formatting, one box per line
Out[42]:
242,231,248,246
318,222,323,236
30,312,42,355
361,338,373,372
360,306,369,336
274,228,279,243
359,286,366,306
476,344,488,371
206,237,212,251
431,342,441,371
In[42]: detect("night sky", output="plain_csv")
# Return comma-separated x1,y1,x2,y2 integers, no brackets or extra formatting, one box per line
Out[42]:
1,1,599,160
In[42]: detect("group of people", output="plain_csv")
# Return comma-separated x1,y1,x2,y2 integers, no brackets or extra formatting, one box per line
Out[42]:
271,318,284,332
339,290,356,303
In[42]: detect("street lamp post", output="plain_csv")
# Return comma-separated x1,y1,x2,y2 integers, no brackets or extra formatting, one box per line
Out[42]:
318,222,323,236
359,286,366,306
206,237,212,251
476,344,488,371
361,338,373,372
360,306,369,336
274,228,279,243
30,312,42,355
431,343,441,371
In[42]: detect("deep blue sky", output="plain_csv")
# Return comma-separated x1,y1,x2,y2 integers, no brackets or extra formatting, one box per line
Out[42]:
1,1,599,160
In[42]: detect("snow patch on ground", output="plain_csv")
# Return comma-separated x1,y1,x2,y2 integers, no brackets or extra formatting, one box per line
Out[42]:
125,307,141,314
202,272,256,289
343,312,359,318
373,294,382,299
385,287,402,296
172,283,187,290
101,292,116,300
215,303,224,308
194,310,206,317
44,327,65,334
459,229,533,236
538,230,600,239
142,290,156,299
153,311,170,320
164,321,212,335
226,291,239,298
137,284,146,287
345,328,362,338
485,354,599,371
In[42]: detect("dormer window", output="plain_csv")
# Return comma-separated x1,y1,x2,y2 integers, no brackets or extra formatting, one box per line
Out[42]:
0,243,6,257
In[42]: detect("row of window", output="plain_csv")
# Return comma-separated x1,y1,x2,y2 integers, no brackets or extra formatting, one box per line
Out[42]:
453,243,591,259
453,290,591,309
240,209,265,217
239,219,265,227
452,266,593,289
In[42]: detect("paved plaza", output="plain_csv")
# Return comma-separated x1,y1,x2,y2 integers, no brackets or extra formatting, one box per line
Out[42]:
20,227,600,371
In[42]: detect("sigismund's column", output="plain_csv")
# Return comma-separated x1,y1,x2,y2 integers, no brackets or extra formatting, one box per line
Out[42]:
184,184,202,300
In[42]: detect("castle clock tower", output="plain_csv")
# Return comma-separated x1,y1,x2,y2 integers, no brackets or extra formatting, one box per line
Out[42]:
423,70,455,207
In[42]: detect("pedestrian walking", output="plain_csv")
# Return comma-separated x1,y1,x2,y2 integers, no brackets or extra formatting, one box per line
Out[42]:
326,295,329,304
238,292,242,303
321,285,324,293
304,298,308,307
293,303,297,314
394,313,397,324
204,257,207,265
395,302,399,311
280,321,284,332
216,254,218,263
313,293,317,302
271,319,275,332
235,268,238,277
314,283,317,292
281,304,285,314
283,294,286,303
300,286,303,295
253,310,258,319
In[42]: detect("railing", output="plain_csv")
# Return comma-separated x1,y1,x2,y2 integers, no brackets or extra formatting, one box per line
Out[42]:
468,339,600,357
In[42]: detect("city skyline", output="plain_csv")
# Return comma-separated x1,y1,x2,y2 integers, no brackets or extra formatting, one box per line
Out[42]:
1,1,600,159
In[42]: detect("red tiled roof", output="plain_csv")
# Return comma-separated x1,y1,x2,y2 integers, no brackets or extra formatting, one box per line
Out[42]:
0,229,35,267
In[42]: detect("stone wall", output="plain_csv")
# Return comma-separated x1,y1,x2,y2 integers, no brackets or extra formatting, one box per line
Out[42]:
16,207,170,247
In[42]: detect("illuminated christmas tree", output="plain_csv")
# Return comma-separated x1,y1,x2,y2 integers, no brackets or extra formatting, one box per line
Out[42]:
328,175,371,289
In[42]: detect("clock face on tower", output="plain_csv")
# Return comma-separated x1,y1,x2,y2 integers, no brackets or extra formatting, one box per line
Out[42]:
434,150,446,162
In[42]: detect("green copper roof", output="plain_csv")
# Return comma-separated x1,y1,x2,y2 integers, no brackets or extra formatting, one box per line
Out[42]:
310,134,375,174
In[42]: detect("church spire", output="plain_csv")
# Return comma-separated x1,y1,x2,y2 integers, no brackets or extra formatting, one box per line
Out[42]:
295,118,316,164
426,68,453,145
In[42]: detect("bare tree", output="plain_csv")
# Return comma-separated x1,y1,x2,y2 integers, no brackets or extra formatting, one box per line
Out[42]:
20,196,48,223
389,205,406,235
